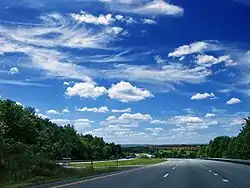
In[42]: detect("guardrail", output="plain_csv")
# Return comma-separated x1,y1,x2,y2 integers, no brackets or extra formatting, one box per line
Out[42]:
200,157,250,165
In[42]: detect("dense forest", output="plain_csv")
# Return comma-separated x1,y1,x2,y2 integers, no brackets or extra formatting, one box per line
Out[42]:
0,99,123,183
199,118,250,159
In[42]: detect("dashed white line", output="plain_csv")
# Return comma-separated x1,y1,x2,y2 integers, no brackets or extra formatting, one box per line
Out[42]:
208,170,212,172
213,173,218,176
222,179,230,183
172,167,176,170
163,173,169,178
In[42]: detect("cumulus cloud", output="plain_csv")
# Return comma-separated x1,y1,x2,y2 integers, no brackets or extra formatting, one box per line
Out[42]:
9,67,19,74
142,18,157,24
108,81,153,102
205,113,215,118
101,112,152,127
65,81,152,102
65,82,107,99
37,113,49,119
76,106,109,113
46,109,60,114
196,54,233,67
111,108,131,113
51,118,94,132
168,41,218,57
172,115,203,124
226,98,241,105
70,11,115,25
191,92,215,100
62,108,70,113
150,120,168,124
145,127,164,136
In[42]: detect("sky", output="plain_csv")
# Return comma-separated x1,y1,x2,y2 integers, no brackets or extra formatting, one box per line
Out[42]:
0,0,250,144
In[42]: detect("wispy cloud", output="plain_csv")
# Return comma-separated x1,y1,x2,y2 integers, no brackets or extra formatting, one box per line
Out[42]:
102,0,184,16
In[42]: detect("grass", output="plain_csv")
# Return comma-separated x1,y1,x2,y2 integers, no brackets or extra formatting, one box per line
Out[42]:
2,167,123,188
70,158,166,168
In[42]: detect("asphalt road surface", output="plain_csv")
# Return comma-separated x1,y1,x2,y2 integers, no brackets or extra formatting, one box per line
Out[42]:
39,159,250,188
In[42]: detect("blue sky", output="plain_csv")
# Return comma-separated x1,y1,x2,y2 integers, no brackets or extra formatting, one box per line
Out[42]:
1,0,250,144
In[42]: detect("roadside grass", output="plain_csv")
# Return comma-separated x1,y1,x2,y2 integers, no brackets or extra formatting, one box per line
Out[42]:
2,167,123,188
70,158,166,168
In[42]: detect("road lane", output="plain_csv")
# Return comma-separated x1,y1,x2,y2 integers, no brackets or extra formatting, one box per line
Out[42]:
36,159,250,188
161,159,236,188
195,159,250,188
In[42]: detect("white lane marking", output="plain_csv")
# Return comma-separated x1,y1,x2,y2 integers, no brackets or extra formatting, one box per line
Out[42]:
209,170,212,172
222,179,230,183
172,167,176,170
213,173,218,176
164,173,169,178
176,164,179,166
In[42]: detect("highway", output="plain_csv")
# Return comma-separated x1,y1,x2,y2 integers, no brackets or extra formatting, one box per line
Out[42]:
38,159,250,188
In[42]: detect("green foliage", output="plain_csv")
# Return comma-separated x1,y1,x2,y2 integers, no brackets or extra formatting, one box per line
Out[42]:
0,99,124,184
199,117,250,159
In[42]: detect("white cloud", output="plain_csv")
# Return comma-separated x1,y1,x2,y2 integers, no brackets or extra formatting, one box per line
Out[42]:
145,128,164,132
62,108,70,113
111,108,131,113
145,127,164,136
172,115,203,124
9,67,19,74
191,92,215,100
131,0,183,16
101,0,183,16
196,54,233,67
101,112,152,127
65,82,107,99
205,113,216,118
37,113,49,119
51,118,71,125
115,15,124,20
16,102,23,106
125,17,137,24
108,81,153,102
168,41,218,57
51,118,94,132
226,98,241,105
70,11,115,25
101,64,211,90
142,18,156,24
35,108,40,113
63,82,70,86
0,13,125,83
76,106,109,113
46,109,60,114
119,113,152,121
230,119,243,125
150,120,168,124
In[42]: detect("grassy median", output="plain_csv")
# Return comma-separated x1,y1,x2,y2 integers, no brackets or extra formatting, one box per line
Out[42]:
70,158,166,168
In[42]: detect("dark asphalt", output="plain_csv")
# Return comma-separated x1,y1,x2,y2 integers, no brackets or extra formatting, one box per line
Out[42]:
40,159,250,188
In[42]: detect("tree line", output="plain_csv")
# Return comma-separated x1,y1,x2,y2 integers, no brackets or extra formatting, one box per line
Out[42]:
199,118,250,159
0,99,124,183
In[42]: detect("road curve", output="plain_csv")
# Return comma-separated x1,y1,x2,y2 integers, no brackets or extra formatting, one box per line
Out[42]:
37,159,250,188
